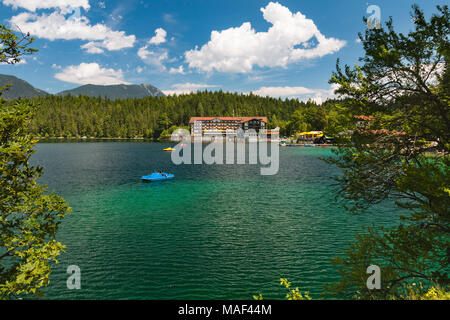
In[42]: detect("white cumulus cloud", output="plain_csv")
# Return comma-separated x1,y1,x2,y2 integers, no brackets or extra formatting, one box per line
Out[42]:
149,28,167,45
169,65,185,74
137,46,168,70
137,28,169,69
253,86,314,96
9,10,136,53
163,83,219,95
54,62,129,85
185,2,346,73
81,41,105,54
2,0,90,11
252,84,339,104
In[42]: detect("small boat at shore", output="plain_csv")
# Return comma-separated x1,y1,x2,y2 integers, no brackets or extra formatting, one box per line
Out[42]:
163,147,175,151
141,172,174,182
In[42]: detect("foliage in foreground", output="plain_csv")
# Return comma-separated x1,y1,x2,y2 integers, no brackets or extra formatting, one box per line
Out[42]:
253,278,311,300
403,285,450,300
0,100,71,299
0,24,36,65
0,24,70,300
324,5,449,299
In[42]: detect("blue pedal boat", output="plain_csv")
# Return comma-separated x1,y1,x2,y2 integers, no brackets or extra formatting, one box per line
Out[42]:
141,172,175,182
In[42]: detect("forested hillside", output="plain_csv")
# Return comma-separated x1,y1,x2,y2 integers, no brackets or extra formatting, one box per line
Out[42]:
0,74,48,100
57,83,165,100
15,91,354,139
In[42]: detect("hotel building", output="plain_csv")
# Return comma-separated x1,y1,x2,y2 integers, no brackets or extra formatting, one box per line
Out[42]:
189,117,270,137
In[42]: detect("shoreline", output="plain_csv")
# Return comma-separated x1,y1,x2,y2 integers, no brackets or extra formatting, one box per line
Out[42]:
35,137,156,142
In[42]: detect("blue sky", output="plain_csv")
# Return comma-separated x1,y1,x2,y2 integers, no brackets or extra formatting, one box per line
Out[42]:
0,0,446,101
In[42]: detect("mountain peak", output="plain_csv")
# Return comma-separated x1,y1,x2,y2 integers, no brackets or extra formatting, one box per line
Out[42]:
0,74,165,100
0,74,48,100
57,83,165,100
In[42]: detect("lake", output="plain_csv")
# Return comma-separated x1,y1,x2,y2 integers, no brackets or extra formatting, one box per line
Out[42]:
31,142,401,299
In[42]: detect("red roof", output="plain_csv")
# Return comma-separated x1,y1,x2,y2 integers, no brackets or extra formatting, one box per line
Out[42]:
354,115,375,121
189,117,268,124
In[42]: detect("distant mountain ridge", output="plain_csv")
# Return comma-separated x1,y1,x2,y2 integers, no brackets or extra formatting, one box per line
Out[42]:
57,83,165,100
0,74,48,100
0,74,165,100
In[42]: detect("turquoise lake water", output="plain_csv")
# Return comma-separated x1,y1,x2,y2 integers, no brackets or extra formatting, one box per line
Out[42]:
31,142,402,300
